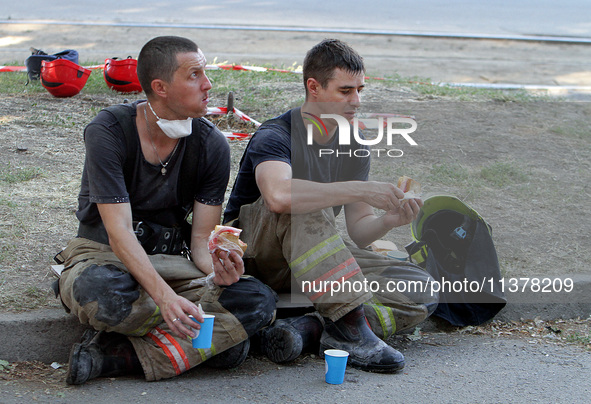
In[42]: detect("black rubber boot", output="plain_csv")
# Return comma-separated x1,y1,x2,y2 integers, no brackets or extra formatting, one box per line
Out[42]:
66,330,104,385
206,339,250,369
255,314,323,364
99,332,143,377
66,330,142,385
320,305,405,373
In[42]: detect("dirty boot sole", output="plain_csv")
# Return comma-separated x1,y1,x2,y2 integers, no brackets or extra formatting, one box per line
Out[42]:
206,339,250,369
347,356,405,373
319,340,405,374
260,323,303,364
66,343,84,385
319,345,405,373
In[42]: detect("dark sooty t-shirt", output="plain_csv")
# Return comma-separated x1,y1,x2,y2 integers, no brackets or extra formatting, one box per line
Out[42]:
76,101,230,228
223,107,370,223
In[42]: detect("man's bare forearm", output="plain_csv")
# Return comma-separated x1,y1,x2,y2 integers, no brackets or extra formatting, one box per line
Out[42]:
107,227,177,307
289,179,369,214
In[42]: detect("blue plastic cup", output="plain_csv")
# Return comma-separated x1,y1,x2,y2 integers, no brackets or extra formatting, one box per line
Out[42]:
190,314,215,349
386,250,409,261
324,349,349,384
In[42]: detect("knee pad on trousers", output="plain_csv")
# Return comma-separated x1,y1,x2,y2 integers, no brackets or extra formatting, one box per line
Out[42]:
218,277,277,337
72,264,140,327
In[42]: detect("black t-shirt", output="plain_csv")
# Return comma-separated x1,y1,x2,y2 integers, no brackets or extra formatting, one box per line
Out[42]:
223,107,370,223
76,101,230,228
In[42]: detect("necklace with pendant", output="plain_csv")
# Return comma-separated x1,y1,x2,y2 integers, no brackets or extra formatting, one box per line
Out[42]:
143,104,179,175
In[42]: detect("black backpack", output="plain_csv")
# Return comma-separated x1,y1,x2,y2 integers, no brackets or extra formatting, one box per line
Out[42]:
406,196,507,326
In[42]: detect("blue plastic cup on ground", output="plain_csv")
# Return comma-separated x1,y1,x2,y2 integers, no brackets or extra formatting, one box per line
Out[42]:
324,349,349,384
190,314,215,349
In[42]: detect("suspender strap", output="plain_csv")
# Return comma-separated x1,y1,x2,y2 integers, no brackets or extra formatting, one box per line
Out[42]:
77,103,204,255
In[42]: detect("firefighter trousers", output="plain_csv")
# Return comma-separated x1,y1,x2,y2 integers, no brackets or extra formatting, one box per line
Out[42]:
234,198,439,339
57,237,276,381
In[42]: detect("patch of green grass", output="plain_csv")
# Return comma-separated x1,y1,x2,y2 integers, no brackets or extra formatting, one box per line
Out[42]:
0,289,53,310
411,82,538,102
377,74,548,102
0,198,18,208
19,110,82,128
80,67,122,94
479,161,529,187
0,72,46,94
24,285,46,299
1,60,551,104
208,68,301,87
207,69,302,117
0,163,42,183
0,359,11,372
207,69,301,100
566,332,591,346
549,122,591,141
428,160,529,190
0,245,16,265
380,72,559,103
428,162,472,186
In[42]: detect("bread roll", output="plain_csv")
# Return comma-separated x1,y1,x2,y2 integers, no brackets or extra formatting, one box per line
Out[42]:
397,176,422,204
208,225,247,257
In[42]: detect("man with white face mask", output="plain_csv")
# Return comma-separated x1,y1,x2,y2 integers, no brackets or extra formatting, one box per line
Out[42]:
54,36,276,384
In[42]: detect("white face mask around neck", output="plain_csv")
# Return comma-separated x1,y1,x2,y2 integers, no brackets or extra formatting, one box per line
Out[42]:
147,102,193,139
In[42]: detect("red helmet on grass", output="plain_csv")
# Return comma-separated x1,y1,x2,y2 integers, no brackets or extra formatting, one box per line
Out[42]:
103,57,142,93
41,59,91,98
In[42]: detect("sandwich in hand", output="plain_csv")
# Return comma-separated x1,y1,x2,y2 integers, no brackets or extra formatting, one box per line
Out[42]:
208,225,248,257
397,176,422,205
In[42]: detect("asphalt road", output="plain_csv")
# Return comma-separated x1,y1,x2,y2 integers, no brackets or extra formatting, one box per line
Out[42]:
2,331,590,403
3,0,591,38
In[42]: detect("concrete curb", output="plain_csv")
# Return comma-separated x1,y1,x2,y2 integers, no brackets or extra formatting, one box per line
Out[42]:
2,274,590,364
494,273,591,321
0,308,89,363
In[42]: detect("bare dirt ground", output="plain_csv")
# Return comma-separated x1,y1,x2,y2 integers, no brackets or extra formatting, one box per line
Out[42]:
0,24,590,314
